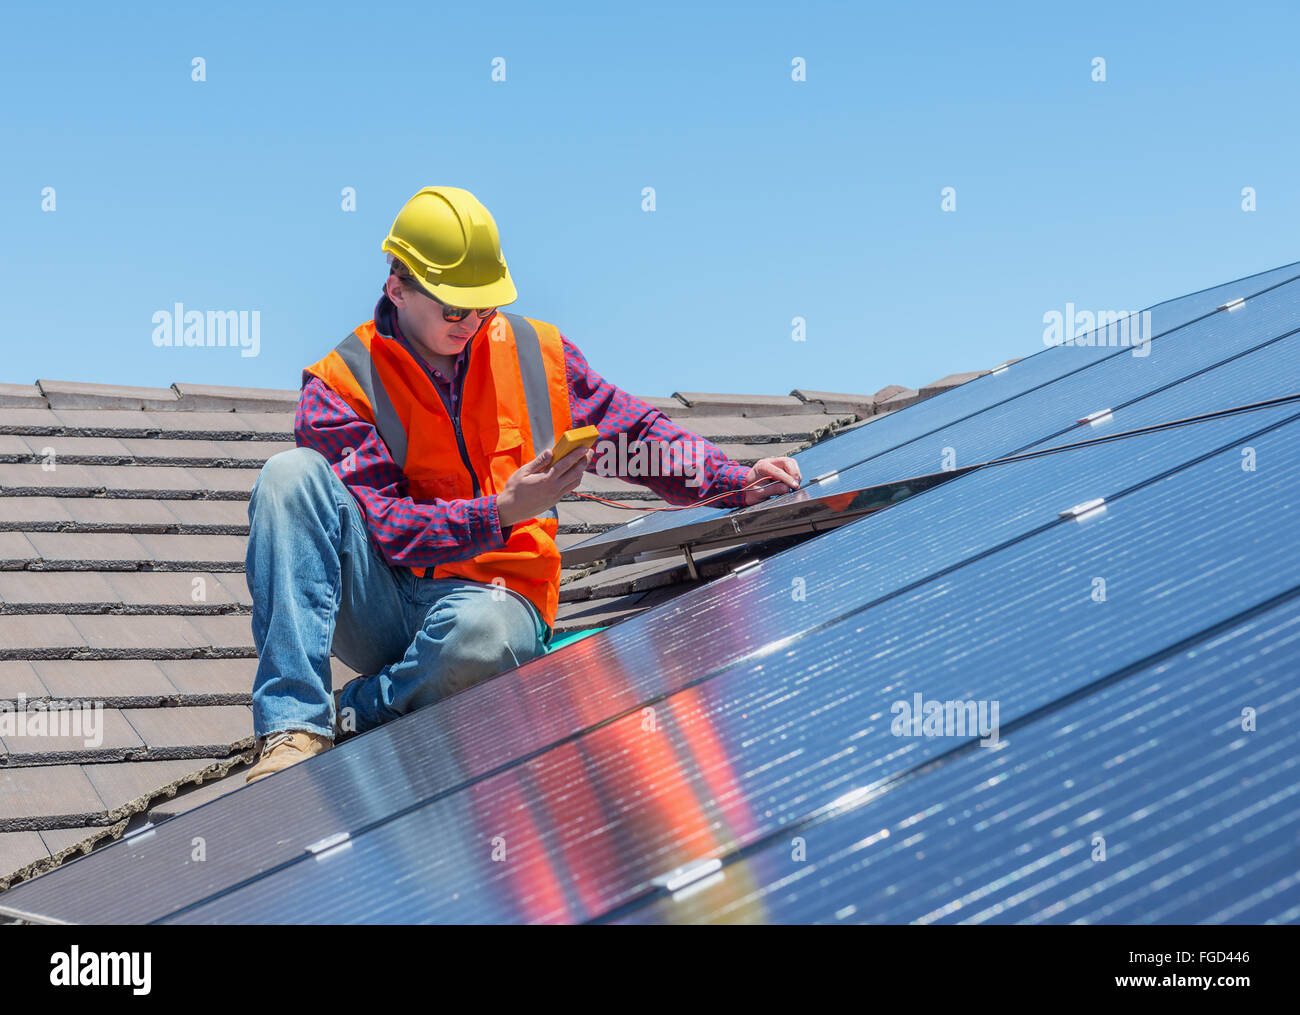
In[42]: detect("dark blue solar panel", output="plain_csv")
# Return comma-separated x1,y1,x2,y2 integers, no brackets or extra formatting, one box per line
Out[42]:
158,411,1300,923
614,594,1300,924
565,262,1300,556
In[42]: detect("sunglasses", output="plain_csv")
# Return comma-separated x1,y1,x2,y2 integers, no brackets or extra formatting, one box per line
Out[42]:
392,271,497,323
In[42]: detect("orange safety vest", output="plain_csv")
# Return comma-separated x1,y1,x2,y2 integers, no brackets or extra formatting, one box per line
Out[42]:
303,312,574,631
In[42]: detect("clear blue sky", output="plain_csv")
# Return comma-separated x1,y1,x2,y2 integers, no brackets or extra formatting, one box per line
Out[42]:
2,0,1295,399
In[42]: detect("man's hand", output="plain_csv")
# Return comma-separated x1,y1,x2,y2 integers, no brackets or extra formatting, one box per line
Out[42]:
739,456,801,506
496,446,593,528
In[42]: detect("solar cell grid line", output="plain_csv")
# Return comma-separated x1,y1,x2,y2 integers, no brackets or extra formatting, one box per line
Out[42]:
2,398,1297,923
156,413,1300,924
612,595,1300,925
566,265,1300,560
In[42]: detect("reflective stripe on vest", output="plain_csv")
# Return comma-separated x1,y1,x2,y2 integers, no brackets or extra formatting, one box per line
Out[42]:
503,313,555,457
334,330,410,470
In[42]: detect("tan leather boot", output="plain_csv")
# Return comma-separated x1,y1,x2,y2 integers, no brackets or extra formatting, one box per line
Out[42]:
245,730,332,785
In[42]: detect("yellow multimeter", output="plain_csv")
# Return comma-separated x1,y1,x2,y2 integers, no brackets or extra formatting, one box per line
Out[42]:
551,425,600,464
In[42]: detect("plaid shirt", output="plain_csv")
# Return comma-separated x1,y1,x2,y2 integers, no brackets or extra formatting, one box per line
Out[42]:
295,295,753,569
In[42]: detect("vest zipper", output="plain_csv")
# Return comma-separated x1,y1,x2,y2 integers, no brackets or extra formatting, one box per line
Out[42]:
449,345,481,499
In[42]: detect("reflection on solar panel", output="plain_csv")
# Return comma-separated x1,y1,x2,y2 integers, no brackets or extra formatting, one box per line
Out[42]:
2,264,1297,925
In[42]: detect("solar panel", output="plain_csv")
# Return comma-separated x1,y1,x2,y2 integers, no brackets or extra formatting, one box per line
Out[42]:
564,264,1300,562
612,594,1300,924
157,409,1300,923
3,266,1296,925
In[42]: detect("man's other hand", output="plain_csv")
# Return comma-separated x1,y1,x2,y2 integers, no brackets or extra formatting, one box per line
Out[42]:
739,457,801,506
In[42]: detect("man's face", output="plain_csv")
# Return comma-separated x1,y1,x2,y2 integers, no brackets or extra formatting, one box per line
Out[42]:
386,275,486,356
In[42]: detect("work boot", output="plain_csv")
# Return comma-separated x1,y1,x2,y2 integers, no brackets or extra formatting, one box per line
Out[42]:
245,730,332,785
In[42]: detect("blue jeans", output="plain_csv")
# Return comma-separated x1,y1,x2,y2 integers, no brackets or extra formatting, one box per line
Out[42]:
245,447,552,740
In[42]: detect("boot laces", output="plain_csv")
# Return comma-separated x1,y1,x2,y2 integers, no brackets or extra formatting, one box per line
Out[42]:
261,731,295,755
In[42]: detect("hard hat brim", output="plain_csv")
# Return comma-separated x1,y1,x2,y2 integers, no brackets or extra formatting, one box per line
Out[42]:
418,270,518,309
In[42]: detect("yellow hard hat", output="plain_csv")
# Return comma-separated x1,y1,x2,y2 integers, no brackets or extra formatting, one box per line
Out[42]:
381,186,517,308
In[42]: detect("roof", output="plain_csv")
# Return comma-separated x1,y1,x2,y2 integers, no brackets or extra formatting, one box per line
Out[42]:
0,370,991,894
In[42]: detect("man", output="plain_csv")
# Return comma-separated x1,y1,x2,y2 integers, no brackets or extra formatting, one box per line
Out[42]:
244,186,801,783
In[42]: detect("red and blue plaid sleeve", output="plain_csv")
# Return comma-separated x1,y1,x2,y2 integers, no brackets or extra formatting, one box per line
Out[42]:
560,336,752,508
294,374,511,568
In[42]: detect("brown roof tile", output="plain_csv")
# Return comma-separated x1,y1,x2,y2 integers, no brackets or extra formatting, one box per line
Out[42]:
23,531,151,568
919,371,989,398
0,434,33,457
0,571,119,606
0,384,46,410
790,389,878,417
162,500,250,530
0,661,48,699
0,765,105,823
67,615,209,653
120,705,252,750
155,658,255,696
14,435,135,460
0,496,72,526
0,707,144,757
146,766,246,821
877,387,924,411
0,531,38,567
37,379,181,411
0,832,48,874
127,533,248,566
82,757,228,810
171,382,299,413
39,825,116,856
58,498,180,529
0,615,86,654
671,392,809,416
103,571,244,608
31,660,178,701
183,615,254,652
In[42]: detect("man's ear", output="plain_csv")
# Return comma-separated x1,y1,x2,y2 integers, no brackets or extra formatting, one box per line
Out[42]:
385,275,406,308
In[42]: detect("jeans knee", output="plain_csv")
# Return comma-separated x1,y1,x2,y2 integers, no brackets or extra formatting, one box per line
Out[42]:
250,447,332,513
406,604,527,708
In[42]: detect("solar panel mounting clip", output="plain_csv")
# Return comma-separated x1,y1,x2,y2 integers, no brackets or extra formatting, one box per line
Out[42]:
1059,497,1106,521
652,857,723,894
306,831,353,861
1217,297,1246,311
1077,408,1113,426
